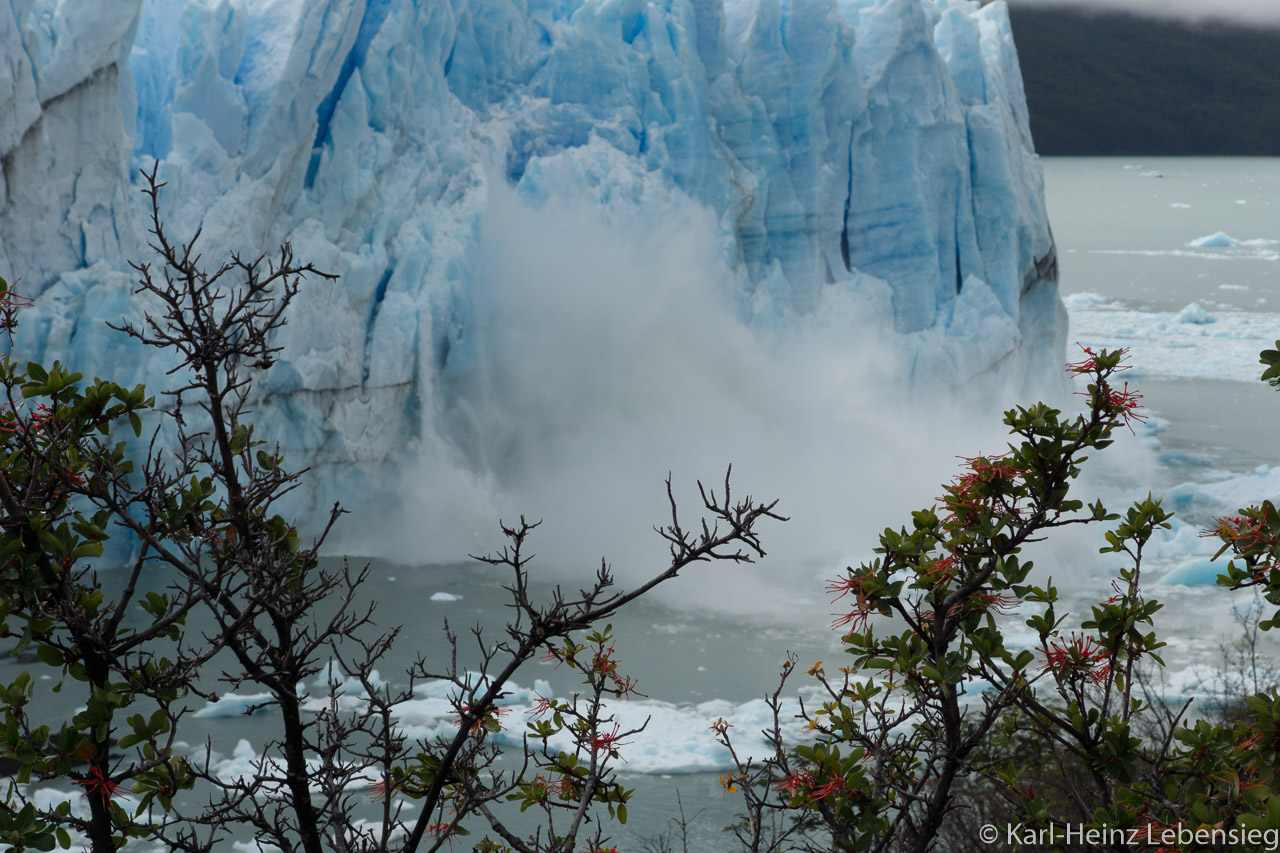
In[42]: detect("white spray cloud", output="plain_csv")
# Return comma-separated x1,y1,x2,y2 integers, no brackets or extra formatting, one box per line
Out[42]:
1004,0,1280,28
343,170,1115,617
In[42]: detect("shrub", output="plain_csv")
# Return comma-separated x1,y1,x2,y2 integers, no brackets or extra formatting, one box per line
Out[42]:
0,169,783,853
719,346,1280,852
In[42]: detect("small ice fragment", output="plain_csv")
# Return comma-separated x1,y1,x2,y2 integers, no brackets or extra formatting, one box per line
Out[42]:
430,592,461,602
1174,303,1214,325
1188,231,1239,248
194,693,274,718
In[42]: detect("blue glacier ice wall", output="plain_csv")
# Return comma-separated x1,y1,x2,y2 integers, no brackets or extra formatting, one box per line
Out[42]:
0,0,1064,565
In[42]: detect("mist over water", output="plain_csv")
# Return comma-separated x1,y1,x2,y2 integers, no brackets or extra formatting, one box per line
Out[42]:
334,178,1075,615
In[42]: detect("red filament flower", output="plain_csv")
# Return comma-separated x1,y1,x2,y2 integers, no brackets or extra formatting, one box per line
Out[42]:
1038,633,1111,684
73,766,126,805
1105,381,1147,433
589,722,631,756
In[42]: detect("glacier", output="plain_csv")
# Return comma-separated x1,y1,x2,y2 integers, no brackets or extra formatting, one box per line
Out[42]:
0,0,1063,561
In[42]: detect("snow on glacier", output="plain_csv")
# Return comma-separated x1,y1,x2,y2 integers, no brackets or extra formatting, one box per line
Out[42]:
0,0,1062,566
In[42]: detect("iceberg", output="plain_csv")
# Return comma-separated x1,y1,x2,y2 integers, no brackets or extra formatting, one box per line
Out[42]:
1190,231,1241,248
1,0,1061,548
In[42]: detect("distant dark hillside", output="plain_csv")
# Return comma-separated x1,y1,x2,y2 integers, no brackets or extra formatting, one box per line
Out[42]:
1006,7,1280,155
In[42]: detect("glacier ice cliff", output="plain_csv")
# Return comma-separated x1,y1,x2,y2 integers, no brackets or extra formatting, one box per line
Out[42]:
0,0,1063,561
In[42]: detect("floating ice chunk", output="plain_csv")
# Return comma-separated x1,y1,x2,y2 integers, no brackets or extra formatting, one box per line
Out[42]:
214,739,265,780
193,693,274,718
1162,467,1280,521
1062,291,1113,309
28,786,92,819
1218,284,1249,291
1068,300,1278,382
1189,231,1241,248
430,592,461,602
1174,303,1214,325
1169,203,1191,209
232,842,283,853
1158,558,1224,587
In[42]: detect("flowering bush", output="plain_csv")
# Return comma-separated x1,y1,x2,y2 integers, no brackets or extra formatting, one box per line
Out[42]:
0,174,784,853
717,346,1280,852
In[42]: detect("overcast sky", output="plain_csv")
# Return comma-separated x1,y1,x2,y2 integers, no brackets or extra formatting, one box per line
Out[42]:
1004,0,1280,28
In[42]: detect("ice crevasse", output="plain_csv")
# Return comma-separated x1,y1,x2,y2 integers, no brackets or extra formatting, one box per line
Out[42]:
0,0,1062,527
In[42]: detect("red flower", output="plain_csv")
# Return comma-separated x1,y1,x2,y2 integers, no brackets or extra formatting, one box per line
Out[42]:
939,454,1026,524
826,572,870,602
1065,345,1101,375
1065,344,1131,376
808,775,847,800
1038,633,1111,684
610,672,646,699
0,286,33,310
366,778,397,801
527,693,555,719
1235,729,1265,753
969,591,1021,614
591,645,619,679
774,770,816,794
1105,381,1147,433
921,554,957,587
832,607,876,635
0,403,54,437
1204,514,1274,551
539,645,567,667
424,822,454,852
589,722,631,756
73,765,126,805
773,771,846,802
455,703,509,734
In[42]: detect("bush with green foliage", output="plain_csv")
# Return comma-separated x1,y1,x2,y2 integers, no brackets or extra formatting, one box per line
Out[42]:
0,171,782,853
718,344,1280,853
